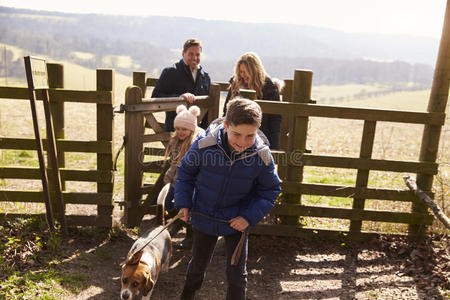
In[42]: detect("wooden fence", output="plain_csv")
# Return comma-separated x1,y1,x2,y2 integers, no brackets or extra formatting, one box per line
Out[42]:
123,69,445,238
0,64,114,227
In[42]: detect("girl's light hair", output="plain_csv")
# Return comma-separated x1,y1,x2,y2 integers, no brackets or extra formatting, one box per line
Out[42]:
229,52,266,99
163,127,198,166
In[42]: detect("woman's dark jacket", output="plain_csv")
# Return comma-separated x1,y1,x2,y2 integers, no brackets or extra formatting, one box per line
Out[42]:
223,77,282,150
151,59,211,131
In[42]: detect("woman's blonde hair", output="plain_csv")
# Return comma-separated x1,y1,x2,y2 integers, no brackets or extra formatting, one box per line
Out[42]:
229,52,266,99
163,128,197,166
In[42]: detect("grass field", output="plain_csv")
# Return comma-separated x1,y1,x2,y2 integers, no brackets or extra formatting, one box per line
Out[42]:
1,67,449,299
0,72,449,234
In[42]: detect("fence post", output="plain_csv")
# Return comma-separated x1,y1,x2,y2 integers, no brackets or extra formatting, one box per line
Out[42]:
349,120,377,234
283,70,313,225
47,64,65,188
133,71,147,98
96,69,114,227
208,83,221,124
411,0,450,238
278,79,293,180
124,86,144,227
45,63,65,213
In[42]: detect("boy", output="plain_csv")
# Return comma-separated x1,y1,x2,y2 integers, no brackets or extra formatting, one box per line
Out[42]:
174,98,282,300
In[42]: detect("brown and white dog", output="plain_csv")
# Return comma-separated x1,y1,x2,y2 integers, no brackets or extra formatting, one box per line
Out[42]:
120,225,172,300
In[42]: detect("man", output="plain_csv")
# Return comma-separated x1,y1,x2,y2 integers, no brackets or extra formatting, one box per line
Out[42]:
151,38,211,132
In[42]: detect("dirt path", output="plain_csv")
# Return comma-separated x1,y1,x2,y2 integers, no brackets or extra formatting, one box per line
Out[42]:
59,216,448,300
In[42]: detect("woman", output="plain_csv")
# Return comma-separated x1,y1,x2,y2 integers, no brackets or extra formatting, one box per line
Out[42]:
223,52,282,150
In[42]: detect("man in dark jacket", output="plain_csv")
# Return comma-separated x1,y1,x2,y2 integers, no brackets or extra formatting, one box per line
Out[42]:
151,38,211,132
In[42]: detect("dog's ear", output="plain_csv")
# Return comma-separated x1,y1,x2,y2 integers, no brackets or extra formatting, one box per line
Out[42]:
142,272,155,296
123,249,144,266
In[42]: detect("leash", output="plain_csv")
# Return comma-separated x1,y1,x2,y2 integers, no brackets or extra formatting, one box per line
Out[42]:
190,211,247,266
126,214,181,262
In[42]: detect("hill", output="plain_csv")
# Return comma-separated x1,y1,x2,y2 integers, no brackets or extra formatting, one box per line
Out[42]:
0,6,436,86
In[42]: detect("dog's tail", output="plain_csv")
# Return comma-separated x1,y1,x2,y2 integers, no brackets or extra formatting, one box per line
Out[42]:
156,183,171,225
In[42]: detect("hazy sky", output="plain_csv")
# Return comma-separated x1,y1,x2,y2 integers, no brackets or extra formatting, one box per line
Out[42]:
1,0,447,39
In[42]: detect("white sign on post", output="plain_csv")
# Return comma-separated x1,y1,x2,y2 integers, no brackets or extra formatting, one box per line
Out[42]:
29,57,49,89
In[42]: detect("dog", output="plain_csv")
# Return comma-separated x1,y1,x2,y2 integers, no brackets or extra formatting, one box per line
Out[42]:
120,225,172,300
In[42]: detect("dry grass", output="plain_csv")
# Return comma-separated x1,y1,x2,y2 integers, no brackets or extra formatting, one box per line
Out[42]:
0,73,448,235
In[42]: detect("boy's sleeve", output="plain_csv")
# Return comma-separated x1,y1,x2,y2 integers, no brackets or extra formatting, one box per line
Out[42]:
174,140,201,210
240,160,281,227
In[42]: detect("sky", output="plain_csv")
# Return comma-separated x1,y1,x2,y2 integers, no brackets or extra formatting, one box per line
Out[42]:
1,0,447,39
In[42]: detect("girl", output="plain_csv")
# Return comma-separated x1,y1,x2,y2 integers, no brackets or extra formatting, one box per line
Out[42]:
162,104,203,249
163,104,203,211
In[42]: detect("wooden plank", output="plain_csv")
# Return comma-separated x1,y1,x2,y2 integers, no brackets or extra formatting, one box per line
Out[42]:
142,132,172,143
133,71,147,97
208,84,221,125
146,77,158,87
0,167,41,179
47,64,65,190
61,169,113,183
0,138,112,153
257,101,446,125
282,182,422,202
350,120,376,233
300,154,438,174
96,69,114,226
283,69,313,225
0,190,44,202
123,96,209,112
212,81,230,91
0,86,28,99
63,192,113,205
0,190,112,205
124,86,145,227
0,167,112,183
141,161,165,173
0,87,112,104
144,147,166,156
58,140,112,153
49,90,112,104
270,204,434,225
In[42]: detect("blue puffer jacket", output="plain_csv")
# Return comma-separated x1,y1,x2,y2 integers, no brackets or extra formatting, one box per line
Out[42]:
174,119,282,236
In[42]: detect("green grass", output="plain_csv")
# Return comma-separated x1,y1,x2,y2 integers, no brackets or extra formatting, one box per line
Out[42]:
0,150,39,167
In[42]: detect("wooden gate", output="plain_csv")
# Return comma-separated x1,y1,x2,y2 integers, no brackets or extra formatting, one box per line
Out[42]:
122,72,221,227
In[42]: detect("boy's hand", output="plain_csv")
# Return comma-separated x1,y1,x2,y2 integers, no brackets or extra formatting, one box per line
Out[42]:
229,217,249,232
179,208,190,222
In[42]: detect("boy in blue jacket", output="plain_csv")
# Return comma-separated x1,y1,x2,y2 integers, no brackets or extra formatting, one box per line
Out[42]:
174,98,282,300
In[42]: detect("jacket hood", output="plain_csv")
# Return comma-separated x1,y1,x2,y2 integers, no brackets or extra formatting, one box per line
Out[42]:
198,118,272,165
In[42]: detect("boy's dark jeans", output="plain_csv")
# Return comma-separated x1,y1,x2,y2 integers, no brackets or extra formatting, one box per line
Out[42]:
183,227,248,300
